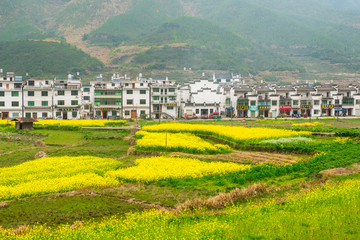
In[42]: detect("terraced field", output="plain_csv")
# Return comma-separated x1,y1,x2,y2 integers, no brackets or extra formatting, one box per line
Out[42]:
0,118,359,239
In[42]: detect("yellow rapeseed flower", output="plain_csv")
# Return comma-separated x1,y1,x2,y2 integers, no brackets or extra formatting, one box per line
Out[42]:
0,156,122,201
135,131,231,154
106,156,250,182
143,123,311,142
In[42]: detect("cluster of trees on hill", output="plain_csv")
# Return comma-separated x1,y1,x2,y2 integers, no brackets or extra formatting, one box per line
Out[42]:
0,40,103,77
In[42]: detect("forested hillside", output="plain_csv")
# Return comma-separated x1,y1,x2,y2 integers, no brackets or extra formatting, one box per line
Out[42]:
0,40,103,77
1,0,360,78
127,17,303,73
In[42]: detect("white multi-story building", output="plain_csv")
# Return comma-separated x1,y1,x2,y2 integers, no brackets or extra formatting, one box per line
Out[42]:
91,74,124,119
0,72,24,119
179,77,223,118
1,71,360,120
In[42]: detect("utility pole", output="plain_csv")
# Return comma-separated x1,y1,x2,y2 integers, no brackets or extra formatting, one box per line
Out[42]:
120,85,123,120
21,83,24,118
149,83,152,120
165,131,168,153
230,99,233,125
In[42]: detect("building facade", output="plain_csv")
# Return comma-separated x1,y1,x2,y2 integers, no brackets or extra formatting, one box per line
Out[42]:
1,72,360,120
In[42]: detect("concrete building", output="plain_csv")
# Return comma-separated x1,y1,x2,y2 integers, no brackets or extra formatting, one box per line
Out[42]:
91,74,124,119
1,71,360,120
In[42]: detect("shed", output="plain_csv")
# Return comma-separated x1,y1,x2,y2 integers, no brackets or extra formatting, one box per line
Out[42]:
11,118,38,130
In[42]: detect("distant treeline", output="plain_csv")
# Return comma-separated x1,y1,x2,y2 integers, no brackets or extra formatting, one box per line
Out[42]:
0,40,103,77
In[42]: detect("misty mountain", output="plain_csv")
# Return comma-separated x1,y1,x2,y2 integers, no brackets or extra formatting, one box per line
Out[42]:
1,0,360,76
125,17,303,73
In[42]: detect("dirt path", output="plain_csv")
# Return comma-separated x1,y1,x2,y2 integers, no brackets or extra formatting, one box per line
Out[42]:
170,150,300,165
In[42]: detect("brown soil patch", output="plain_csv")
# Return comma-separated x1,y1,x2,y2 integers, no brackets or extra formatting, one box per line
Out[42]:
319,164,360,176
176,183,273,211
170,150,299,165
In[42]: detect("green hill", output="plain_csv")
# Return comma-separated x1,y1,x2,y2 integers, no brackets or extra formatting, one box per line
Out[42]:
85,0,185,46
126,17,304,73
0,40,103,77
2,0,360,76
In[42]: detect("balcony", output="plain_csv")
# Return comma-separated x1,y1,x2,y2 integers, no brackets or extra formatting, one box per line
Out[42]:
94,104,122,109
152,91,177,96
152,100,177,105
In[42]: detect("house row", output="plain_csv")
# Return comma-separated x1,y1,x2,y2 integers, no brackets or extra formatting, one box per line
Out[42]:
1,72,360,120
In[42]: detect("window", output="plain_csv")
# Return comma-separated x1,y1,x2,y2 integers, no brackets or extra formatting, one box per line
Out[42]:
27,91,34,96
71,90,78,96
84,105,90,110
153,88,159,92
250,101,256,106
42,112,48,118
72,112,77,118
84,96,90,101
343,98,354,105
301,100,307,105
226,98,230,104
314,110,319,115
0,101,4,106
140,99,146,105
0,91,4,96
196,109,199,114
28,81,34,86
125,83,129,86
140,110,146,115
83,88,90,92
140,90,146,94
12,113,19,118
335,99,340,104
322,100,327,105
153,96,159,100
56,112,61,117
293,100,299,105
12,102,19,107
26,113,31,118
28,101,35,107
167,106,174,110
272,100,277,106
169,88,175,92
356,99,360,105
12,91,19,97
140,83,144,86
125,110,130,116
127,90,133,94
41,101,48,106
41,91,48,96
45,81,49,85
57,100,65,106
314,100,320,105
58,90,65,96
210,109,214,113
112,111,117,116
71,100,78,106
127,99,133,105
